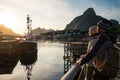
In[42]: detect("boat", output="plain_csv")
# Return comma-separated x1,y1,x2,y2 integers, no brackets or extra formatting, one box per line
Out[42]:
19,16,37,80
19,14,37,65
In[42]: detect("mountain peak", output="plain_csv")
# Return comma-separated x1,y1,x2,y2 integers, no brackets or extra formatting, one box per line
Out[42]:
65,8,119,31
83,8,96,16
65,8,104,31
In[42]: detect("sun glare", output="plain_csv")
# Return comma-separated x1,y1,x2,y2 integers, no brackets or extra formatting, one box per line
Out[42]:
0,12,17,30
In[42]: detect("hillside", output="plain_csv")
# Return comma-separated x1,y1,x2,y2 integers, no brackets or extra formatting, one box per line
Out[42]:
32,27,54,36
0,24,19,36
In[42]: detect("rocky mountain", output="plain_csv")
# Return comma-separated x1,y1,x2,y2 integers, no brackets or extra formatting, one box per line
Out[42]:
65,8,105,31
0,24,19,36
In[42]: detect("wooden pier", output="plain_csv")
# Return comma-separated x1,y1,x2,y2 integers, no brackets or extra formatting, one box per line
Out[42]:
0,40,20,74
0,40,20,55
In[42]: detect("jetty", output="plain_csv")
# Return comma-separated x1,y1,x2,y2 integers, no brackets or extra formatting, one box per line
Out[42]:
0,40,20,74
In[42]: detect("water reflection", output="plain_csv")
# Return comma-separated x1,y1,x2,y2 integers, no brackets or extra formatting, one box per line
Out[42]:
24,65,33,80
19,48,37,80
0,46,38,80
0,54,19,74
0,41,64,80
19,49,37,65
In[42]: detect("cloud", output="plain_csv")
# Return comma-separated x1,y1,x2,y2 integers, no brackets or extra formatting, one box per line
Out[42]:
0,0,80,33
0,0,120,34
9,0,80,29
91,4,120,22
99,7,120,21
73,0,120,22
70,0,120,22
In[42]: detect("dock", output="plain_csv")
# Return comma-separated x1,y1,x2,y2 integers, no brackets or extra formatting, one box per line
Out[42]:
0,40,20,55
0,40,20,74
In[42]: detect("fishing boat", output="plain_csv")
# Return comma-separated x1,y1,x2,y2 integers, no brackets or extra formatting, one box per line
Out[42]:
19,14,37,65
19,16,37,80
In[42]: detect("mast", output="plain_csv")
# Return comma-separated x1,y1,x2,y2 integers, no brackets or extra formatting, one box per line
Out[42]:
26,14,32,39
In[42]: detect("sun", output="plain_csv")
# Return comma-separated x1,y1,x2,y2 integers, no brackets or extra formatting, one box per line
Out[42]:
0,12,17,30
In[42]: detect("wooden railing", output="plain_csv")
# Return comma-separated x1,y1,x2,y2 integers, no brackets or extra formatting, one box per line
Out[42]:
61,42,120,80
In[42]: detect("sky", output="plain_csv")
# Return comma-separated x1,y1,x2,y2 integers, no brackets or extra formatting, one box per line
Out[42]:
0,0,120,34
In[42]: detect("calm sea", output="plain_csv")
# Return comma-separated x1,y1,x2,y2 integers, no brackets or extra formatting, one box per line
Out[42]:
0,41,64,80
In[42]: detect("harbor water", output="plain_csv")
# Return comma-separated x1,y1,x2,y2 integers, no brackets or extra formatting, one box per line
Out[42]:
0,41,64,80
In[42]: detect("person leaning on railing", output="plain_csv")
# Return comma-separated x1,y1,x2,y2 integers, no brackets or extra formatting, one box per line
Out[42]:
76,19,117,80
85,26,99,80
